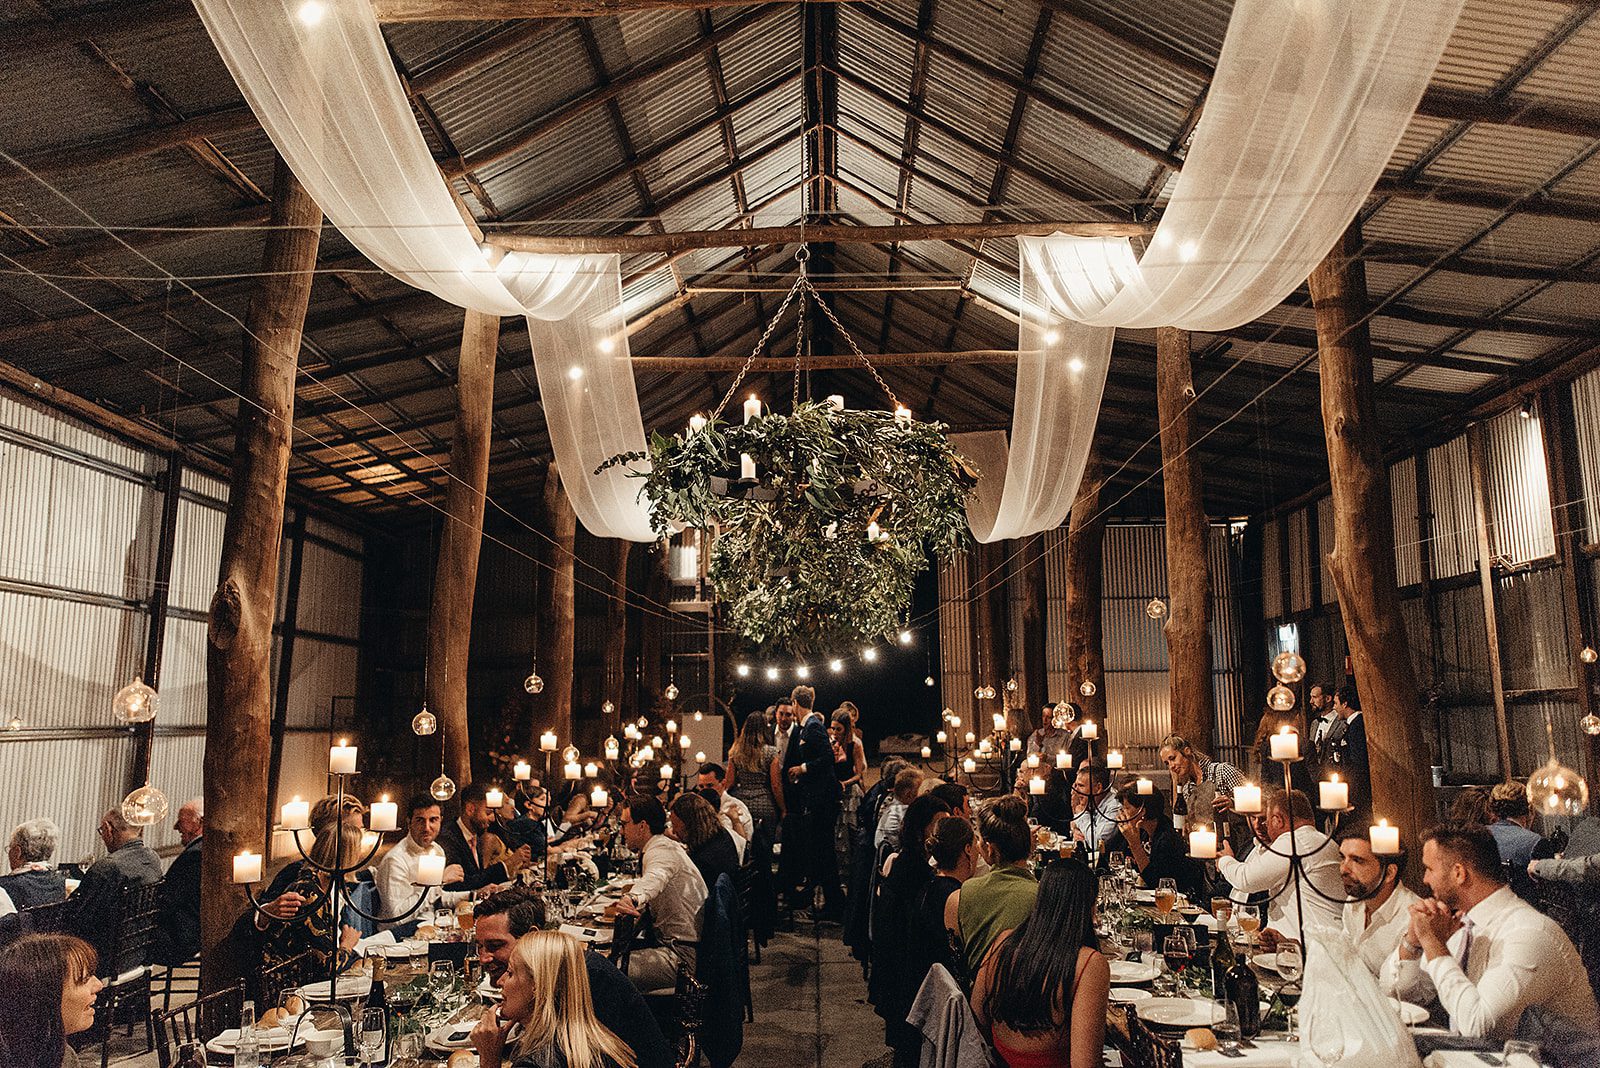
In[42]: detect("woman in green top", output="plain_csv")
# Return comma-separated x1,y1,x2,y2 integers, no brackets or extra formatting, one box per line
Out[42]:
944,794,1038,981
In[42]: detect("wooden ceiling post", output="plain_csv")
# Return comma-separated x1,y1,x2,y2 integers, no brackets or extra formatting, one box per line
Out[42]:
603,541,632,731
201,156,321,992
1017,534,1049,735
1157,327,1215,752
426,310,502,787
1308,223,1435,836
537,462,578,750
1065,446,1108,727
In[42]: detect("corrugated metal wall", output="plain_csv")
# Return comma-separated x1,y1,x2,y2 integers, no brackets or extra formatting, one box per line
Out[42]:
1572,367,1600,545
1429,437,1478,580
0,392,364,861
1391,456,1422,588
1483,409,1556,565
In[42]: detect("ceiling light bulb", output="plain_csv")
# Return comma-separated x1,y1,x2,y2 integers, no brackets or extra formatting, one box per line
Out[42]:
829,658,844,673
764,665,780,681
796,665,810,679
297,0,327,26
863,647,878,661
598,337,616,354
568,366,584,381
899,629,913,645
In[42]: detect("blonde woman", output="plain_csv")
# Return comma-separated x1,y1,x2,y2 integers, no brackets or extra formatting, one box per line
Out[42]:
471,930,638,1068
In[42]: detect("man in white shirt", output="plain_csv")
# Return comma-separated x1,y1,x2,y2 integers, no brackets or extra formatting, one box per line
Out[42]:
1338,831,1417,974
696,763,753,859
1070,760,1122,852
1216,786,1342,938
1382,823,1599,1045
372,794,466,930
616,792,708,992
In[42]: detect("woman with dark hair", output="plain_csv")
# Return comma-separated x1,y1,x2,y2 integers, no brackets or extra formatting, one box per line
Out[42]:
829,710,868,879
970,862,1109,1068
871,793,953,1067
913,814,978,981
1099,786,1207,901
727,711,780,837
669,793,740,891
0,933,103,1067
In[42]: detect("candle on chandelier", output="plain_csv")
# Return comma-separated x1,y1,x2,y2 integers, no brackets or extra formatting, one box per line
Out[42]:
1319,774,1349,811
415,853,445,886
695,751,706,763
920,745,932,759
541,731,559,753
1189,825,1218,859
688,414,707,434
866,520,882,542
1136,777,1154,796
1026,752,1040,769
1055,750,1070,770
826,394,845,411
743,395,761,424
281,797,310,831
639,745,654,761
1025,776,1044,796
585,762,599,778
485,787,504,810
604,738,620,760
232,851,262,885
936,731,948,744
1269,726,1300,761
894,405,912,427
992,712,1008,732
740,453,756,481
965,731,976,744
369,796,398,832
962,757,977,774
330,739,358,774
1234,783,1262,814
1080,721,1099,741
1107,750,1124,770
513,760,532,781
660,765,674,780
1009,736,1022,752
1371,819,1401,855
679,735,691,750
978,738,992,755
591,785,610,808
564,761,582,781
666,720,677,734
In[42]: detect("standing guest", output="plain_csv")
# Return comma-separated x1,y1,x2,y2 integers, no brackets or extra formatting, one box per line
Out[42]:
1324,684,1371,817
1252,706,1307,784
786,686,843,920
1025,704,1073,761
946,796,1038,978
830,709,868,882
615,794,707,991
696,764,754,846
875,767,924,851
726,712,781,838
1216,786,1343,938
0,933,103,1068
372,794,466,930
1338,831,1418,975
1486,782,1550,872
1305,683,1338,777
1383,822,1599,1043
1160,734,1246,825
969,862,1109,1068
69,808,162,972
872,795,953,1066
1069,760,1121,853
776,695,808,910
773,699,797,765
439,781,531,893
257,824,366,975
1100,786,1205,901
471,930,638,1068
670,793,741,892
150,799,204,965
0,819,66,917
475,888,672,1068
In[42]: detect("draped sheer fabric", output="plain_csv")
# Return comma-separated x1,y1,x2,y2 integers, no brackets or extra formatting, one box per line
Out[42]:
971,0,1464,542
193,0,656,540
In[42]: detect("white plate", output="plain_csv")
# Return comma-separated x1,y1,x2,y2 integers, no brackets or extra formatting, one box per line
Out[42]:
1138,997,1224,1029
1110,988,1154,1004
1389,998,1429,1026
1250,953,1280,973
297,975,372,1002
558,922,613,945
1109,959,1161,984
426,1019,479,1051
206,1027,296,1054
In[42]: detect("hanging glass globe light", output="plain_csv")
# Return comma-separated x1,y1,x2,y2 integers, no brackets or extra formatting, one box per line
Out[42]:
6,716,21,732
1266,684,1296,712
430,774,457,801
1079,679,1097,698
112,677,158,724
1583,646,1599,665
524,672,545,695
1271,651,1307,685
973,687,984,700
1527,758,1589,817
601,700,615,717
562,744,580,764
637,716,649,728
1146,598,1167,620
664,683,680,702
1581,714,1600,736
924,675,936,687
121,785,168,827
693,711,704,722
1005,678,1018,693
411,706,437,736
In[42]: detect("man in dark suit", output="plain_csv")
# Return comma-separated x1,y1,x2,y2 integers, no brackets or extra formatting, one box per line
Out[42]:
786,686,843,920
438,781,532,893
151,798,204,965
1325,683,1371,832
776,698,807,909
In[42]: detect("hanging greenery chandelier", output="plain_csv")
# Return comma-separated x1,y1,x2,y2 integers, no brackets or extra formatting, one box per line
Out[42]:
601,253,975,656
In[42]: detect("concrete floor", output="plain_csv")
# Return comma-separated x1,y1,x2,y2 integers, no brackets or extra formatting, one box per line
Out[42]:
105,923,891,1067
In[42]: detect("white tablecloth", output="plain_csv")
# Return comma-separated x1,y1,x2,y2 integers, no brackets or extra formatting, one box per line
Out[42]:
1185,1036,1299,1067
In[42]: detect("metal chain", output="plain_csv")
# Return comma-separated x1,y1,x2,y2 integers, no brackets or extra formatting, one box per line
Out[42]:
793,251,807,410
800,274,902,409
710,268,808,421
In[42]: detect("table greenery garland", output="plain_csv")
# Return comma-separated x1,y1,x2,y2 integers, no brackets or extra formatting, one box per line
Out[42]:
601,399,976,655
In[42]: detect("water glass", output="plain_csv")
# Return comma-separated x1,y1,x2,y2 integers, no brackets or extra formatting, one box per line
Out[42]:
1309,1025,1344,1066
1213,1001,1241,1052
357,1007,386,1065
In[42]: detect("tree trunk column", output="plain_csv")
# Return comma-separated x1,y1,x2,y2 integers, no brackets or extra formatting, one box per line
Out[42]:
1065,446,1107,726
427,310,501,787
1308,223,1433,837
1157,326,1215,750
1017,534,1049,731
202,156,320,990
538,462,577,748
603,540,632,732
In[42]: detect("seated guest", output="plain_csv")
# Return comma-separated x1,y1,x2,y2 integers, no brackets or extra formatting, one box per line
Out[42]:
439,781,531,893
0,818,67,917
872,795,952,1066
1487,782,1550,873
474,888,672,1068
1338,830,1417,975
1216,786,1342,938
915,813,978,979
1069,760,1121,852
472,929,638,1068
929,781,972,822
1101,786,1205,901
615,793,707,991
1017,762,1074,836
373,794,466,930
1449,786,1493,825
669,792,740,892
70,808,162,972
494,785,549,855
692,786,747,864
945,795,1038,979
1382,822,1599,1042
1529,851,1600,884
150,799,204,965
554,782,603,837
874,767,924,852
970,861,1109,1068
0,933,104,1068
311,792,366,833
697,764,754,847
256,824,365,975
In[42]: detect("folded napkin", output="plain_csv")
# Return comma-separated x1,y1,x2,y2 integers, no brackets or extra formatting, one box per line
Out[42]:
355,929,396,953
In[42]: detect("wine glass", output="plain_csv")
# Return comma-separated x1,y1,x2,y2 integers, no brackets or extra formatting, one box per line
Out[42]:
1236,904,1261,952
1155,877,1178,920
357,1007,386,1065
428,959,455,1001
1161,932,1191,996
1310,1024,1344,1066
1109,850,1127,874
1278,982,1303,1041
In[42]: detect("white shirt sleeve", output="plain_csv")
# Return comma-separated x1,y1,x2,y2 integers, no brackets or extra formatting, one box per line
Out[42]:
0,888,14,920
631,838,671,906
1421,927,1551,1038
1216,835,1291,894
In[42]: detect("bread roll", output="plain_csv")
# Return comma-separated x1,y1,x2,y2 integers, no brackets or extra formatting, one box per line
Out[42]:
446,1050,478,1068
259,1007,286,1028
282,993,305,1016
1185,1027,1218,1050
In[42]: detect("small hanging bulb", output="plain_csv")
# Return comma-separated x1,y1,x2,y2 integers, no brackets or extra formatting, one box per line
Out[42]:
1267,684,1297,712
1583,646,1598,665
924,675,936,687
601,700,615,717
830,659,844,673
1005,677,1018,693
765,665,781,681
1146,598,1167,619
863,647,878,662
1582,714,1600,736
1079,679,1097,698
524,671,545,695
795,665,811,679
411,705,438,736
1271,651,1307,684
899,629,914,645
736,664,751,678
665,683,680,701
430,774,457,801
112,677,159,724
121,785,168,827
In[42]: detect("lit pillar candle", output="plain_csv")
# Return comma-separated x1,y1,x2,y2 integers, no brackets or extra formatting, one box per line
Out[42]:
978,738,992,755
652,735,664,748
1371,819,1401,855
1269,726,1300,761
695,751,706,763
1055,750,1071,770
604,737,620,760
541,731,559,753
638,746,654,761
513,760,532,782
688,414,707,433
415,853,445,886
1136,777,1154,796
1026,753,1040,769
281,797,310,830
564,761,582,780
485,787,504,810
693,711,704,722
894,405,912,427
962,757,977,774
1107,750,1124,770
920,746,932,759
369,797,398,832
826,394,845,411
866,520,881,542
1029,776,1046,796
666,720,678,733
965,731,976,745
232,851,263,884
1080,721,1099,741
660,764,674,780
591,786,609,808
1189,826,1218,859
949,715,961,728
993,712,1008,732
743,395,761,424
623,725,640,742
1234,783,1263,814
584,762,599,778
330,739,358,774
679,735,691,750
1319,774,1349,811
936,731,948,744
1009,737,1022,752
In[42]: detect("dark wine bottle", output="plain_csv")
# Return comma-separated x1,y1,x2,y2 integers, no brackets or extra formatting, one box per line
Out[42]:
1225,946,1261,1038
1172,789,1188,832
1210,924,1234,999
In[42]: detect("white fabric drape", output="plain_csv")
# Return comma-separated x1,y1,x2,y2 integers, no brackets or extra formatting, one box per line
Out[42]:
192,0,655,540
972,0,1464,542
